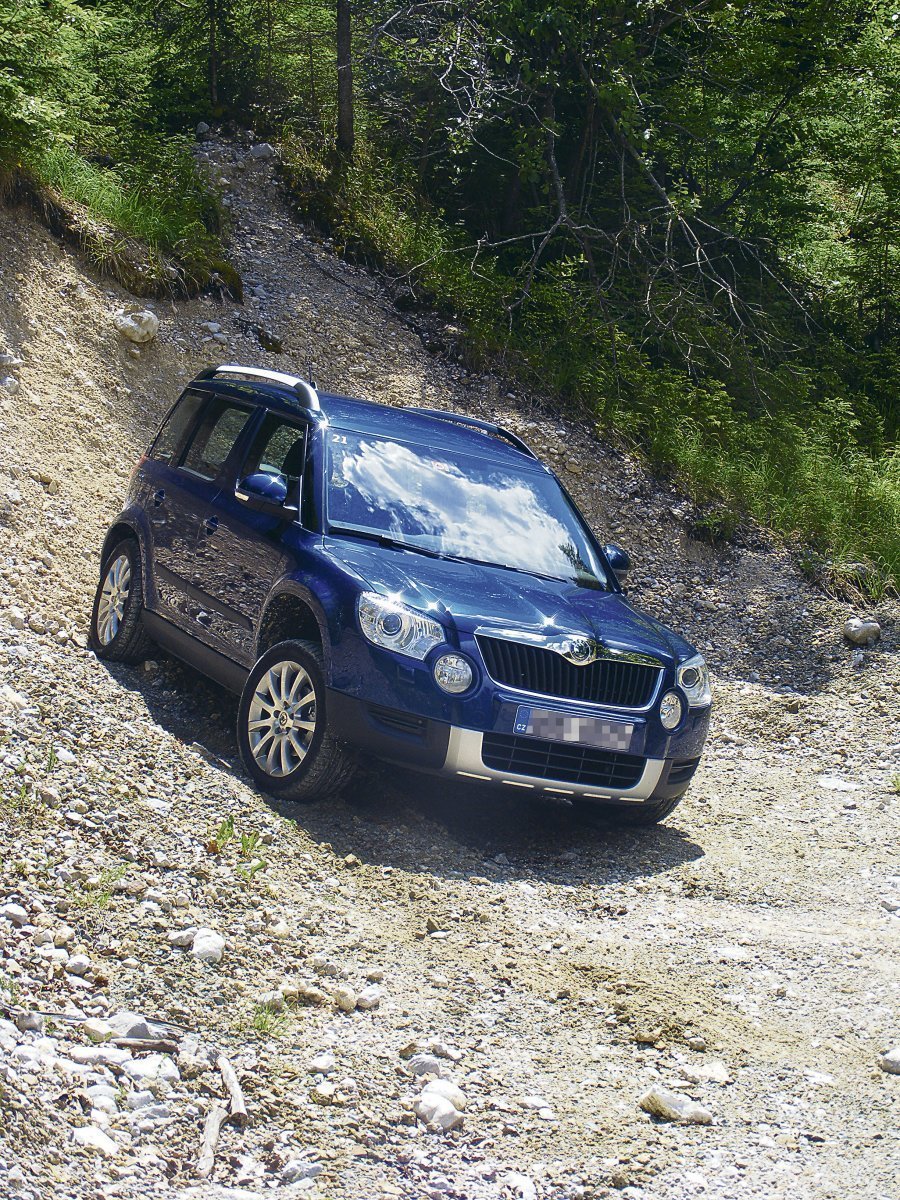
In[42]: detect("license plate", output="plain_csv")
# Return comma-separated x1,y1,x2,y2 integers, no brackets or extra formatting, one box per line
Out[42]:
513,705,635,753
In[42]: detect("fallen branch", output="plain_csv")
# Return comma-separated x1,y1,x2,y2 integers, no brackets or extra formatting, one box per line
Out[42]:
112,1037,179,1054
197,1102,229,1179
218,1053,249,1127
0,1003,191,1033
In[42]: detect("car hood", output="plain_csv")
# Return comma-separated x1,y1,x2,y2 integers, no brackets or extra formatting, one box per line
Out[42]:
323,537,694,667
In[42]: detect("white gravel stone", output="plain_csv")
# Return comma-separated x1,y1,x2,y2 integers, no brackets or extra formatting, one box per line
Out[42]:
0,903,28,926
356,984,383,1010
72,1125,119,1156
879,1047,900,1075
65,954,91,977
421,1078,467,1111
82,1019,113,1044
191,928,225,964
639,1085,713,1125
113,308,160,344
122,1054,180,1084
413,1091,464,1131
843,616,881,646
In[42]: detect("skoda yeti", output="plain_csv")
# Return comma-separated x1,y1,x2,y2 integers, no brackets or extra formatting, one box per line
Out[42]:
91,365,711,823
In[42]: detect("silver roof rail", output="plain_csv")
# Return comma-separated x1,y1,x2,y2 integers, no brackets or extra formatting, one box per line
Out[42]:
205,363,320,411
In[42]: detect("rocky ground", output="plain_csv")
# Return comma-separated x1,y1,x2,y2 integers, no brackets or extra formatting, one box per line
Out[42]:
0,133,897,1200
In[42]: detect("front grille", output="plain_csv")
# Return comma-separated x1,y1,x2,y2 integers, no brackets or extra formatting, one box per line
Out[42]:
477,636,661,708
482,733,645,790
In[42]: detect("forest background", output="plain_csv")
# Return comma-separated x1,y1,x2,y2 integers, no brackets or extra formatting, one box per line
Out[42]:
1,1,898,589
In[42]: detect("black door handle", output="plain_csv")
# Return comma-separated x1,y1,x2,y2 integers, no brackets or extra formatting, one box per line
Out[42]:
153,489,165,506
204,516,219,534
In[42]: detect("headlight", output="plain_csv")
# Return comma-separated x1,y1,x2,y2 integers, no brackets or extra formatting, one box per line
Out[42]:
677,653,712,707
357,592,443,660
433,653,474,694
660,690,684,730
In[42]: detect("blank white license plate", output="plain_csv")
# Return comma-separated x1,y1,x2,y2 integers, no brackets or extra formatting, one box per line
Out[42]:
513,705,635,753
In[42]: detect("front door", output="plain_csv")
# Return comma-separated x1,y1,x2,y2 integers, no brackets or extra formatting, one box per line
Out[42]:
192,412,310,663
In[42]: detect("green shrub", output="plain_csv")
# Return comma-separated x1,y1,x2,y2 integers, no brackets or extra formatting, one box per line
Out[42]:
280,139,899,591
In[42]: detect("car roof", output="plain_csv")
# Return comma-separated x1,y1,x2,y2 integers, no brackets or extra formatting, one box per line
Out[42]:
198,378,543,469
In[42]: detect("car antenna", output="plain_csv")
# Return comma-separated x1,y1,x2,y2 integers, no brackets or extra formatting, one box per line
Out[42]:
307,354,317,390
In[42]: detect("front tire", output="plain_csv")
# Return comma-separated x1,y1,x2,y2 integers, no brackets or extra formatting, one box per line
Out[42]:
89,538,152,663
236,639,357,803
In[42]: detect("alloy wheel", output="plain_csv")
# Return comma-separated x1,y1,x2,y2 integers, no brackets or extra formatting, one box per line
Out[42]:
247,659,317,777
96,553,131,645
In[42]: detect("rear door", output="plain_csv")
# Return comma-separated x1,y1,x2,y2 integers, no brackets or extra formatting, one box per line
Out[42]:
192,411,311,662
140,388,207,624
148,393,255,632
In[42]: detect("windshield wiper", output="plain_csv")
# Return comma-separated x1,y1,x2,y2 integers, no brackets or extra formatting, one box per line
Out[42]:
431,551,605,589
330,527,605,587
329,526,447,559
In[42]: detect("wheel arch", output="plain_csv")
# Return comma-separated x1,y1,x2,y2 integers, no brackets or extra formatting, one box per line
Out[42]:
256,586,329,663
100,517,149,598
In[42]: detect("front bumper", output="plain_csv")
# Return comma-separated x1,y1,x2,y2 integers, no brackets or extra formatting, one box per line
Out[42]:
443,726,667,801
327,690,708,802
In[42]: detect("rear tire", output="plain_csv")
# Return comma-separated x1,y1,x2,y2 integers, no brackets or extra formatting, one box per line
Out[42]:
89,538,152,664
236,639,357,803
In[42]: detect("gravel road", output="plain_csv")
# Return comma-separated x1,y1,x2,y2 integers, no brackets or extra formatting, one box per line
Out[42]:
0,135,897,1200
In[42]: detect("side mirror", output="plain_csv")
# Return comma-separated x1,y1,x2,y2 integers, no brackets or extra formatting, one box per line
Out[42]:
235,472,296,518
603,543,632,586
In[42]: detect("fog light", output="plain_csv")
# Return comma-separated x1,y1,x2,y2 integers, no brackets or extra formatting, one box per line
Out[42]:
434,653,474,694
660,690,683,730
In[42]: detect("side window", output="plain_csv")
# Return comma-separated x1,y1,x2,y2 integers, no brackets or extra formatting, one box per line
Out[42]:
149,390,206,465
240,414,308,497
180,398,253,481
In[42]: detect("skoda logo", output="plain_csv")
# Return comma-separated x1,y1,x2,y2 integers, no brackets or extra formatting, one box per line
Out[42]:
562,638,595,665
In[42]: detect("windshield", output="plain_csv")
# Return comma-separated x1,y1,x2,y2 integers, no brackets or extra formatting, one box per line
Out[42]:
325,431,608,588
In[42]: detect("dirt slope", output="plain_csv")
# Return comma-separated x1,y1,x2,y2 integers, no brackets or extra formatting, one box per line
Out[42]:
0,135,897,1200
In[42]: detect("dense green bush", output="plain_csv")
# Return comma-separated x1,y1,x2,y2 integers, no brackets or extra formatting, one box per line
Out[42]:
280,138,899,590
2,0,897,586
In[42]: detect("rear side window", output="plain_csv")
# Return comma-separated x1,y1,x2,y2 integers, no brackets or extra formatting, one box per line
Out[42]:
150,390,205,464
181,398,253,481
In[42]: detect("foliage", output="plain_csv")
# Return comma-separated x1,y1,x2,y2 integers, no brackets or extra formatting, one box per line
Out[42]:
0,0,223,285
1,0,898,582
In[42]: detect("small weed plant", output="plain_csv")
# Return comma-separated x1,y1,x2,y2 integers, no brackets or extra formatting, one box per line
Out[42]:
250,1002,287,1039
70,863,127,909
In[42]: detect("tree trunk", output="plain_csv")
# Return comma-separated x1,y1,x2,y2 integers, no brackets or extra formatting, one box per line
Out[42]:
208,0,219,108
336,0,353,158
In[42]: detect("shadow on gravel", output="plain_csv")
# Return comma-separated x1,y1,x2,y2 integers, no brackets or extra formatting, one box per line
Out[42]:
104,657,704,886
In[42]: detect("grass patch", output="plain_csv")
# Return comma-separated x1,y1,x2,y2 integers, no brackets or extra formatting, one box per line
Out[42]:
280,139,900,592
249,1003,288,1039
0,781,46,828
18,139,235,297
69,863,127,910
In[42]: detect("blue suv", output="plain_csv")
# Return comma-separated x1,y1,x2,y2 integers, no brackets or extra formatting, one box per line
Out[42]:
91,365,711,823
